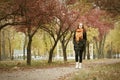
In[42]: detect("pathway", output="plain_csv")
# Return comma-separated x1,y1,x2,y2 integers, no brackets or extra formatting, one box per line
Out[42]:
0,59,120,80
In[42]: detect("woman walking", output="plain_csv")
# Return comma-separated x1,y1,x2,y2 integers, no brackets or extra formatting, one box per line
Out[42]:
73,23,87,69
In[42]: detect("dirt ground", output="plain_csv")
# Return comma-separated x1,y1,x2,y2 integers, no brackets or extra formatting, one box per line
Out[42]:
0,59,120,80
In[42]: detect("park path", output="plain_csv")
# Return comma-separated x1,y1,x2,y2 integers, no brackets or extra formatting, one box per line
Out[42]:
0,59,120,80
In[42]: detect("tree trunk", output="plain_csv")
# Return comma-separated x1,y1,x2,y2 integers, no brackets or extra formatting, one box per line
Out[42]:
48,40,58,63
23,34,27,60
11,49,14,60
99,40,102,58
101,34,106,58
62,45,67,62
27,35,32,65
83,42,87,59
26,25,39,65
48,49,53,63
110,42,113,59
8,35,12,60
87,42,90,59
60,32,73,62
60,38,67,62
96,34,107,59
95,40,99,59
95,40,102,59
1,30,6,60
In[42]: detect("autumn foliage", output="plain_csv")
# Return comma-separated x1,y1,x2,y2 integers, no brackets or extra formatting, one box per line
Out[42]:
77,8,114,40
0,0,116,63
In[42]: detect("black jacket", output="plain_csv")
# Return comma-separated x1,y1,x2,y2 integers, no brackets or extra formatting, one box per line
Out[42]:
73,30,87,50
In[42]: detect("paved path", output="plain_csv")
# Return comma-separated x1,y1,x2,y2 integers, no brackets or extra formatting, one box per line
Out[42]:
0,66,77,80
0,59,120,80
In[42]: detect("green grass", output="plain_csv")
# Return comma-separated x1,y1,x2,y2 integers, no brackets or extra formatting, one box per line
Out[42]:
70,62,120,80
0,60,74,69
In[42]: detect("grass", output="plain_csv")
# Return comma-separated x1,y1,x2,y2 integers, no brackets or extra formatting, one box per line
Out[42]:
70,62,120,80
0,60,74,70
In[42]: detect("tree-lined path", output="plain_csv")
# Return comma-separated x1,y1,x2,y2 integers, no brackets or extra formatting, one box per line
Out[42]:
0,59,120,80
0,0,120,80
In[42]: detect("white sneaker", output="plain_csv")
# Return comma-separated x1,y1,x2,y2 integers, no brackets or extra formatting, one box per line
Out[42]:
78,63,82,69
75,62,79,68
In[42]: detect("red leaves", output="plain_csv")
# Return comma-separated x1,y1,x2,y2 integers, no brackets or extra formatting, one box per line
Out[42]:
10,0,114,40
80,8,114,39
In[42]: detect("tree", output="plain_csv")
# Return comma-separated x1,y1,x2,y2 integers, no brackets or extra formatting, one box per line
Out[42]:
60,31,73,62
59,0,91,62
32,30,51,57
106,21,120,58
0,27,23,60
94,0,120,15
14,0,40,65
14,0,61,65
23,33,27,60
40,0,81,63
6,28,15,60
67,1,114,59
86,27,98,59
84,8,114,58
0,0,28,30
0,0,29,60
69,0,93,60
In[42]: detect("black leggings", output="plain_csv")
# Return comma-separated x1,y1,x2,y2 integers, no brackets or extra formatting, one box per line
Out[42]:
75,49,83,63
